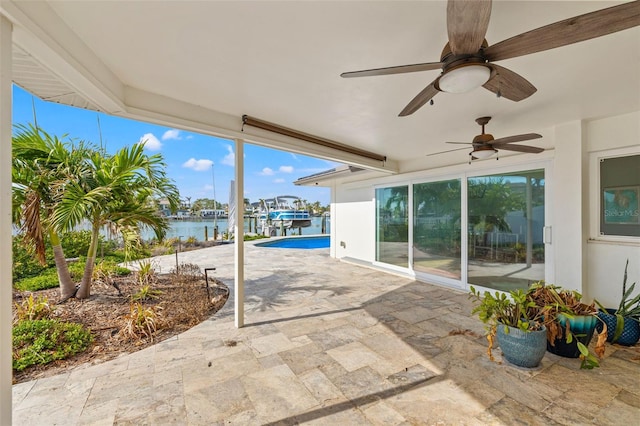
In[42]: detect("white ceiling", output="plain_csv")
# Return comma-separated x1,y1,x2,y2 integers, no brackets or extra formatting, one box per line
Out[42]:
5,1,640,168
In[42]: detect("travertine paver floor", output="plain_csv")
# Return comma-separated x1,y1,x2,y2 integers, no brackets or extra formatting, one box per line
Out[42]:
12,240,640,425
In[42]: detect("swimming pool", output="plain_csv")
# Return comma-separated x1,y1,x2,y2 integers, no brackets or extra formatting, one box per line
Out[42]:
256,235,330,249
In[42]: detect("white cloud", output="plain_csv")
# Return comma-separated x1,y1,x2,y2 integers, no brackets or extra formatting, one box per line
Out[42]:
279,165,294,173
140,133,162,151
221,145,235,166
260,167,275,176
290,153,299,161
274,178,285,183
162,129,182,141
182,158,213,171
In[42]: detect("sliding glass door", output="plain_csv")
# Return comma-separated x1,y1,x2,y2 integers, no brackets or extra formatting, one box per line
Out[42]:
467,169,545,291
413,179,461,279
376,186,408,267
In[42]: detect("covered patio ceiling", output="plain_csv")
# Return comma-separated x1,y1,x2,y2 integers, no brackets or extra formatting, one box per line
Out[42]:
2,1,639,171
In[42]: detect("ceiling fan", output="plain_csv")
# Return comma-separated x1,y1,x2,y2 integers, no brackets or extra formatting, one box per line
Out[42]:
341,0,640,116
428,116,543,161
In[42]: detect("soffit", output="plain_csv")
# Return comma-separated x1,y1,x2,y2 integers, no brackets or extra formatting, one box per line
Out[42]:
8,1,640,164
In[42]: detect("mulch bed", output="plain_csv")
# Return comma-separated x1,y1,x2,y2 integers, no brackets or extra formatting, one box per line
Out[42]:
12,272,229,384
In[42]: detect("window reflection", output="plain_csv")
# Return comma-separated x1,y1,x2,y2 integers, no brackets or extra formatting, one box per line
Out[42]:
413,180,461,278
468,170,545,291
376,186,408,267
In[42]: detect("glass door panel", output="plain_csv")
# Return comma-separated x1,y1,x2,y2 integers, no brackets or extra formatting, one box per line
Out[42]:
468,169,545,291
413,179,461,279
376,186,408,267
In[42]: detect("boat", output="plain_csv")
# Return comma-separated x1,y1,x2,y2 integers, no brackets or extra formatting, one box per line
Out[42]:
253,195,312,234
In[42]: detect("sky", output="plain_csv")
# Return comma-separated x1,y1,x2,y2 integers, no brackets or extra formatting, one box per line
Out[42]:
12,85,336,206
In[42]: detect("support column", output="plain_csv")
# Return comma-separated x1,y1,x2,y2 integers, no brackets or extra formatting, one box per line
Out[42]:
234,139,244,328
0,14,13,425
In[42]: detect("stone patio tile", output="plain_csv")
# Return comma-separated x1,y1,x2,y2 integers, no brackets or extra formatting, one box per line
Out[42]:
154,365,183,387
542,398,597,425
362,400,408,425
488,397,561,425
85,367,153,407
247,331,298,358
377,316,424,338
346,310,380,329
241,364,319,422
184,377,251,423
273,316,328,338
361,332,421,361
594,396,640,425
13,399,86,426
257,353,286,369
279,342,334,375
616,389,640,408
294,401,369,425
328,366,391,405
76,399,119,425
327,341,385,372
391,305,440,324
531,364,621,412
482,368,562,413
182,348,260,392
385,378,488,424
298,368,345,404
11,381,35,408
65,354,131,383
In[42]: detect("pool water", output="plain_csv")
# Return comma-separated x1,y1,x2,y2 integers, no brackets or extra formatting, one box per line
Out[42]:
256,236,330,249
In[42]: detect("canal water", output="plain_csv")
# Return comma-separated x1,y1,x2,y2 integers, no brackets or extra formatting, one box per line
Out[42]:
141,216,330,242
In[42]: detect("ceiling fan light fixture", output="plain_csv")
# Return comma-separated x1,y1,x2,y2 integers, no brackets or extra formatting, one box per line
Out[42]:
438,64,491,93
471,146,497,160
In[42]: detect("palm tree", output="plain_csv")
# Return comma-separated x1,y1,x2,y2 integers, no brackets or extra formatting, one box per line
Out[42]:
52,143,179,299
12,124,93,300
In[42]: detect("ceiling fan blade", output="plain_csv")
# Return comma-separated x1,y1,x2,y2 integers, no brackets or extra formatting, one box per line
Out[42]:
445,141,473,145
427,146,470,157
341,62,443,78
399,81,439,116
483,64,536,101
484,1,640,62
497,144,544,154
491,133,542,146
447,0,492,55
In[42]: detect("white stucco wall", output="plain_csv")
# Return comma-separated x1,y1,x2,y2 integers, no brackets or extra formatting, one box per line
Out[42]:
330,111,640,307
333,184,375,261
583,111,640,307
551,121,587,292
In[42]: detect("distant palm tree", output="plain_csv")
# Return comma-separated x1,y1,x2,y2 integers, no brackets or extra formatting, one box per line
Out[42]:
12,124,94,300
52,143,180,299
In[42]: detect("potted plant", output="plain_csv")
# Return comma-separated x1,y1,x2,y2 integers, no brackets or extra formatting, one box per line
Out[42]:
527,282,605,369
596,260,640,346
469,286,547,368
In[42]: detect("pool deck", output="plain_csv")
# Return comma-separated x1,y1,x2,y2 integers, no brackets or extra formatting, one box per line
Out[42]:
12,241,640,425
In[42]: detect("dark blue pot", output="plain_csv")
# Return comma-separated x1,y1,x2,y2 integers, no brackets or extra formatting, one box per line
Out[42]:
596,309,640,346
547,314,597,358
496,324,547,368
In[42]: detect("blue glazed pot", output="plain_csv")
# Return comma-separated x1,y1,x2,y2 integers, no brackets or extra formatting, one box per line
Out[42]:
496,324,547,368
596,309,640,346
547,314,597,358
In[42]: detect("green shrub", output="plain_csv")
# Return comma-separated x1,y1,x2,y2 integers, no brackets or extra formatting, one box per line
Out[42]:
60,231,93,258
12,236,53,282
114,266,131,276
14,271,60,291
131,285,163,302
14,294,52,323
12,319,92,371
121,303,163,341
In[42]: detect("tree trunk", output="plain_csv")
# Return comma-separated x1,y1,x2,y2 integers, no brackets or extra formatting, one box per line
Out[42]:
50,230,76,301
76,223,100,299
